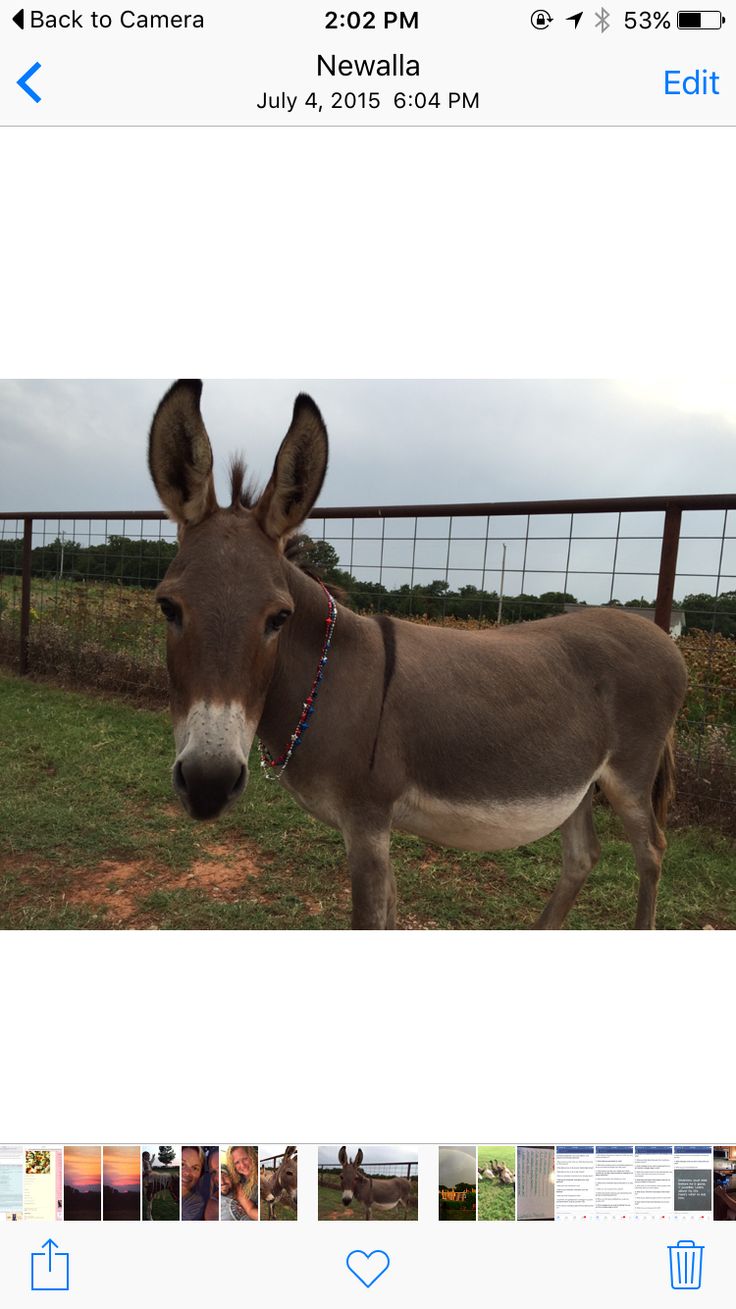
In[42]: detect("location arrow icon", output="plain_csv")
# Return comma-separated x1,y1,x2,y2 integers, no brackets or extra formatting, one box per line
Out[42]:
13,8,25,28
567,10,584,26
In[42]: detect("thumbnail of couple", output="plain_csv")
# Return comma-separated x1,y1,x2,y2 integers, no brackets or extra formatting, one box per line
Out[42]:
182,1145,258,1220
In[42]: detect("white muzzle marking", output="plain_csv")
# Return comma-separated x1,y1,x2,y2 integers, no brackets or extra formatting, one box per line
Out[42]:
174,701,255,771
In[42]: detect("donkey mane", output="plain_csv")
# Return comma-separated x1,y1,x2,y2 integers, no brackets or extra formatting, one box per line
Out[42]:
226,468,343,594
228,455,261,511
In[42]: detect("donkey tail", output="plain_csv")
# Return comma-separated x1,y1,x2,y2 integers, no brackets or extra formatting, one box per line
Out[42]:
652,728,676,833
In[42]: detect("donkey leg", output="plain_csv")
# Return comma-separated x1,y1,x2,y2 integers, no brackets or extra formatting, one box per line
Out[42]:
535,786,600,929
343,824,394,930
385,862,398,930
599,768,665,930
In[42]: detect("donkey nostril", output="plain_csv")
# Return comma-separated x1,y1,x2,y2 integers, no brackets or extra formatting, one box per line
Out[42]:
173,760,187,795
229,764,246,799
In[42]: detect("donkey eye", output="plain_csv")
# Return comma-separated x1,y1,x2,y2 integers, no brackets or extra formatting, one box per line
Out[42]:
158,598,181,624
266,608,292,634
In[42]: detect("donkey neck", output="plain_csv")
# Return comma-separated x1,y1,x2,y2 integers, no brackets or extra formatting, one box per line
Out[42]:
257,563,345,758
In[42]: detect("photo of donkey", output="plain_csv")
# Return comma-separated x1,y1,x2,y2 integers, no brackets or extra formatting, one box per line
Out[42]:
318,1146,418,1220
148,379,689,931
141,1147,179,1221
259,1146,297,1220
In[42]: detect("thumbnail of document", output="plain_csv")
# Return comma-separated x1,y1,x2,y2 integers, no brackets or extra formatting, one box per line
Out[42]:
674,1146,712,1214
595,1146,635,1216
555,1147,595,1217
634,1146,673,1214
517,1146,555,1220
0,1146,23,1220
24,1150,62,1221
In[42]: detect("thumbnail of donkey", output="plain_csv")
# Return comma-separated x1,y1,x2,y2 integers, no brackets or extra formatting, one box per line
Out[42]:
338,1147,413,1220
260,1146,297,1220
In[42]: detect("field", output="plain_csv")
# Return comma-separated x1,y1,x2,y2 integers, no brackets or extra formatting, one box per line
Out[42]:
145,1172,179,1221
261,1196,297,1220
150,1189,178,1220
0,672,734,930
478,1146,516,1221
318,1182,417,1221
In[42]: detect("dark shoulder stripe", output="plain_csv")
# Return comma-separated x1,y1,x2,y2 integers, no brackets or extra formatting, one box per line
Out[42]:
369,614,397,770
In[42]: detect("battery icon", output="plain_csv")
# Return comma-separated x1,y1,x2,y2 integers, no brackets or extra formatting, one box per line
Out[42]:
677,11,725,27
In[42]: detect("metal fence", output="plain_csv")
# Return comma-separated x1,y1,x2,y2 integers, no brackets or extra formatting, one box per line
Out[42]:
260,1152,288,1171
320,1160,418,1188
0,495,734,826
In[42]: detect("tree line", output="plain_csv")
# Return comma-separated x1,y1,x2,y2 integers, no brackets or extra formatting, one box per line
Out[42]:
0,533,732,635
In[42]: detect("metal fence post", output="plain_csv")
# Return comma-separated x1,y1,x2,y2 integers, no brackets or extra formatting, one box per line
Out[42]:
19,516,33,674
654,505,682,633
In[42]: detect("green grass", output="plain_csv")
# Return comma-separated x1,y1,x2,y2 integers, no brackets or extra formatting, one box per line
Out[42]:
261,1197,297,1220
0,673,733,931
0,576,164,659
318,1183,417,1221
478,1146,516,1221
149,1188,178,1221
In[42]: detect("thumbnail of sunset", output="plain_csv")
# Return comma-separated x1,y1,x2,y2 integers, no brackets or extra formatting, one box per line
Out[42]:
103,1146,141,1192
64,1147,101,1192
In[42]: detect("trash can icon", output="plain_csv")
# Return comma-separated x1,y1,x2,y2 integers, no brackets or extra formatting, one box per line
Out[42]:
668,1239,704,1290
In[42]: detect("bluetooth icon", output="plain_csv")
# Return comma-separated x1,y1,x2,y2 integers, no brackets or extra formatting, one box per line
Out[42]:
595,6,611,30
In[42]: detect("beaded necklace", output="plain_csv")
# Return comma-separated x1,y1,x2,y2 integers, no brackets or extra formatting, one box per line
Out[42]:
258,581,337,780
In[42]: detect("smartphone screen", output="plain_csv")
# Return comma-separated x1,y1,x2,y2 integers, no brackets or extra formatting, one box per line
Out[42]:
1,4,733,1304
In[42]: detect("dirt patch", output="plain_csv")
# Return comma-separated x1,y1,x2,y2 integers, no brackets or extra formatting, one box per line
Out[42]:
188,842,262,895
401,913,440,930
301,895,326,916
49,836,267,926
67,858,155,923
0,854,58,879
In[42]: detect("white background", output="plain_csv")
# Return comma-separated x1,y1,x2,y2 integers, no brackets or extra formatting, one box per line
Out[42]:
1,43,735,1307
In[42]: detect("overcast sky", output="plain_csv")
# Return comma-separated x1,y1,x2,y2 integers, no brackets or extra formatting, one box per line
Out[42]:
319,1144,418,1167
439,1147,477,1186
1,380,733,603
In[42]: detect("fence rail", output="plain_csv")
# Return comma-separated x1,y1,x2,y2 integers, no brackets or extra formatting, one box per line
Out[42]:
2,493,736,673
320,1161,418,1185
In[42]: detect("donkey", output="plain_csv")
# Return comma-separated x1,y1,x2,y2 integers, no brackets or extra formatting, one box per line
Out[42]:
338,1147,413,1220
260,1146,297,1220
148,380,688,930
142,1151,178,1220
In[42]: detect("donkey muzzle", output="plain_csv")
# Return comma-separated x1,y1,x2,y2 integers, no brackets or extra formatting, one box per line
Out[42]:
174,757,247,820
172,701,254,819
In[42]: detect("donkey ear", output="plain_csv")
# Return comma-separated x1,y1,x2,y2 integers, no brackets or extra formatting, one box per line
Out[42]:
254,394,328,544
148,379,218,528
338,1146,347,1165
354,1149,363,1168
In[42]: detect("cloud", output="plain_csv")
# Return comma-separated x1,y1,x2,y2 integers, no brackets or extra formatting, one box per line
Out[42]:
439,1147,476,1186
3,380,733,605
3,379,735,511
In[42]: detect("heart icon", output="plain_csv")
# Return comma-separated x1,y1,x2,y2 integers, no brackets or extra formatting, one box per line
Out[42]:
346,1249,391,1288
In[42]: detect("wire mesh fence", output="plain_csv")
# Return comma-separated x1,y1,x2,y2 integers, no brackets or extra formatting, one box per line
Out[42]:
1,496,734,829
260,1152,290,1171
319,1161,418,1189
0,512,176,702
